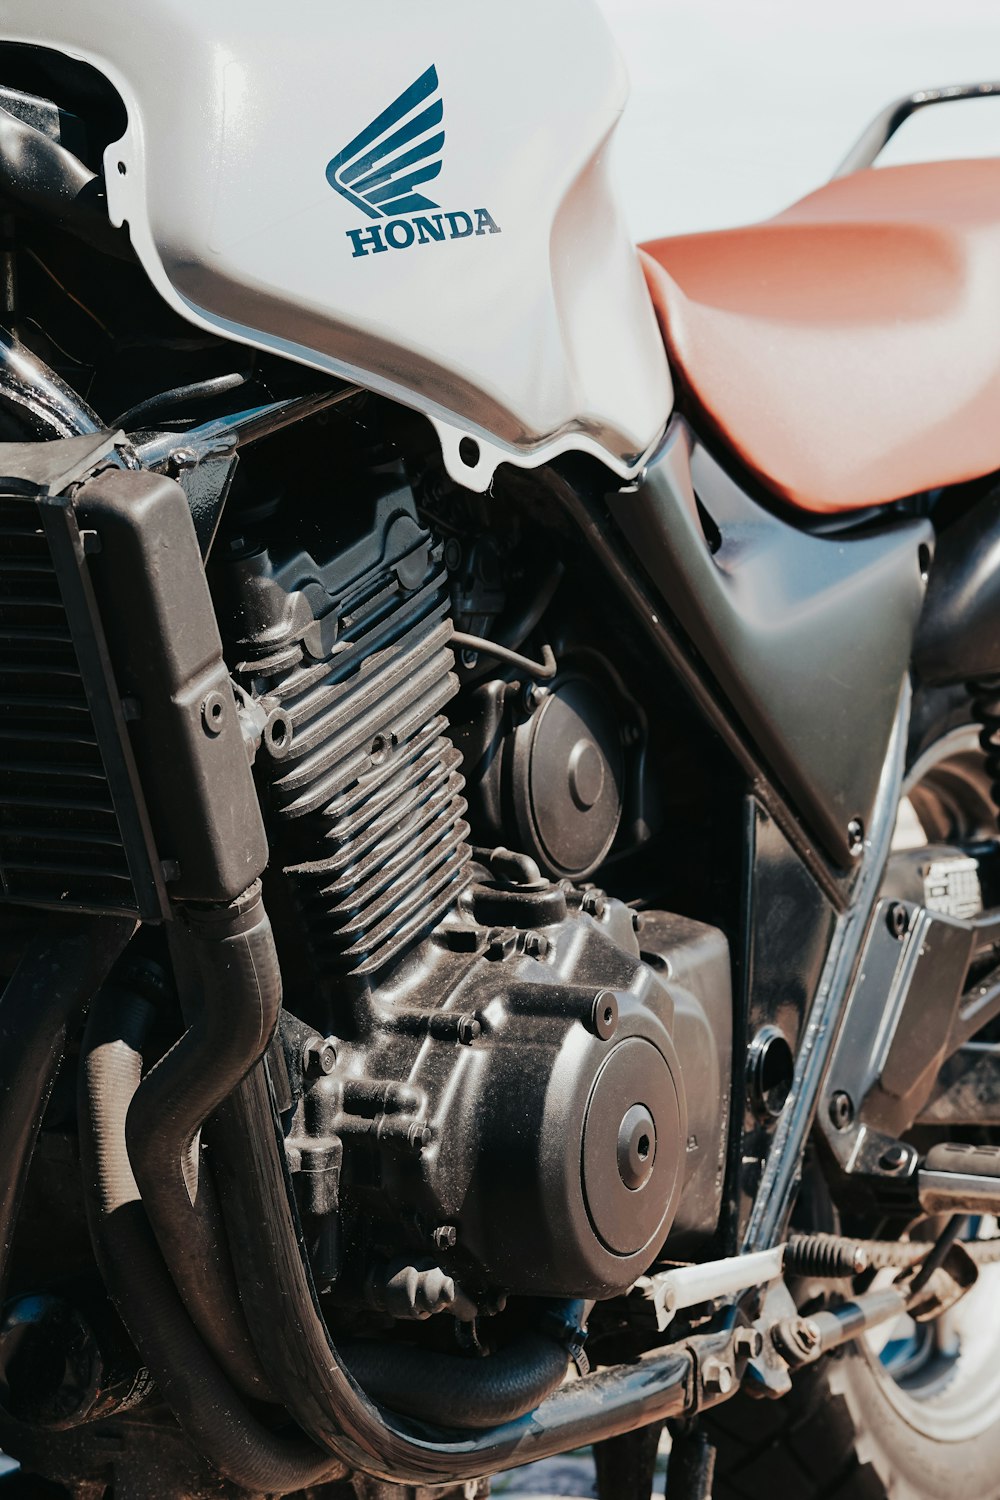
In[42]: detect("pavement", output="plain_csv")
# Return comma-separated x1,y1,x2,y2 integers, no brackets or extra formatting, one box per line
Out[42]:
493,1437,670,1498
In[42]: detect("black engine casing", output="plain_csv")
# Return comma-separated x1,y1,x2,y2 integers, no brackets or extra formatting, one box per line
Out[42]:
284,868,732,1301
218,467,733,1303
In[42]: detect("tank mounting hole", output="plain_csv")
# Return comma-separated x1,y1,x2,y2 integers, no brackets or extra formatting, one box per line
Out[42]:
458,436,480,468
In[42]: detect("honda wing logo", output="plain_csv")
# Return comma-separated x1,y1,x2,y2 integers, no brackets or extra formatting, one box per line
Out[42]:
327,64,445,220
326,66,501,258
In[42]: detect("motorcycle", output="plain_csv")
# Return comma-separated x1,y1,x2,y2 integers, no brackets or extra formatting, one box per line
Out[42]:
0,4,997,1497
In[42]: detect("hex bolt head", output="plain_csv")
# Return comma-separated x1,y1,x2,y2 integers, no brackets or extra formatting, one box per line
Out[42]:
456,1014,482,1045
432,1224,457,1252
302,1036,338,1078
407,1122,433,1152
581,890,607,919
828,1090,854,1132
879,1143,909,1174
734,1327,764,1360
702,1358,734,1396
886,901,910,940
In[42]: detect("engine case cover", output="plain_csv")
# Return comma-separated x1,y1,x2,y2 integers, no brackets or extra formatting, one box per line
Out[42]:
302,873,731,1300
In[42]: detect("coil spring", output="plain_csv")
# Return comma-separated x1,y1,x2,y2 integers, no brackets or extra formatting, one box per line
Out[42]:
969,675,1000,824
785,1233,870,1278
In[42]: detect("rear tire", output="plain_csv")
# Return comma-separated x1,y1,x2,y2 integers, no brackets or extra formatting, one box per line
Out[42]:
708,1342,1000,1500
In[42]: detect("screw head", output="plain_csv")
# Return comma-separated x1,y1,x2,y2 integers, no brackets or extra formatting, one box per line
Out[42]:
879,1144,909,1174
828,1091,854,1132
702,1357,734,1396
302,1036,338,1077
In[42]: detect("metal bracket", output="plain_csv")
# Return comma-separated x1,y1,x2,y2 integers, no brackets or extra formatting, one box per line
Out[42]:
833,82,1000,178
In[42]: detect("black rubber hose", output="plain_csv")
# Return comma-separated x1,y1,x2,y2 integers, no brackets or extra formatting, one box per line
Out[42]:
0,915,135,1306
212,1059,694,1484
0,108,129,257
338,1336,571,1430
124,883,276,1400
112,371,250,431
78,976,343,1492
210,1063,586,1480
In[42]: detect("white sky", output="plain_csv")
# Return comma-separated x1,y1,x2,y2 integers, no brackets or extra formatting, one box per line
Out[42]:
596,0,1000,240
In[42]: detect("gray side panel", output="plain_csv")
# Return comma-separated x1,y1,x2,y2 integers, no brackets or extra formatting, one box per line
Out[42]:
611,422,929,866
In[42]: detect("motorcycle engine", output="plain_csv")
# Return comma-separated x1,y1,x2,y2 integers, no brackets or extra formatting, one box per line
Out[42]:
213,464,731,1307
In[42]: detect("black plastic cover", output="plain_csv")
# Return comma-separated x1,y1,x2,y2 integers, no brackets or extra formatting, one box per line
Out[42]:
75,466,268,906
612,423,931,865
915,485,1000,684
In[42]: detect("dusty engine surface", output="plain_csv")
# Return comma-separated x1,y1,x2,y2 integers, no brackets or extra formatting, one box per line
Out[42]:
279,867,731,1302
212,465,732,1309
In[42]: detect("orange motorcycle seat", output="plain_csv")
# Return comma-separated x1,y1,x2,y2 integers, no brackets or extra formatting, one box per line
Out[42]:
640,159,1000,514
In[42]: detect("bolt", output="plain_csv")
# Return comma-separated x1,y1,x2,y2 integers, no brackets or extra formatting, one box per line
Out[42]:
879,1143,909,1174
847,817,865,856
581,890,607,919
702,1357,734,1396
524,932,550,959
772,1316,822,1365
591,991,619,1040
456,1014,482,1045
432,1224,457,1252
486,929,516,960
828,1091,854,1131
733,1327,764,1360
631,910,644,934
407,1122,433,1152
166,446,198,476
302,1036,338,1077
201,690,227,736
798,1319,821,1353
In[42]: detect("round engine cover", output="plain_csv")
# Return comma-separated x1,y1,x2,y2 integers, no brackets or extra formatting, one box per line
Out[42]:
511,673,624,879
581,1037,682,1256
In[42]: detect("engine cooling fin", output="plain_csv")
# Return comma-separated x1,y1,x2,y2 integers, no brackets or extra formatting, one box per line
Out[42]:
230,482,471,982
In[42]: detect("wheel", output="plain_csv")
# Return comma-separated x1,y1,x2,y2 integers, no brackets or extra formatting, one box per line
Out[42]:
707,723,1000,1500
708,1273,1000,1500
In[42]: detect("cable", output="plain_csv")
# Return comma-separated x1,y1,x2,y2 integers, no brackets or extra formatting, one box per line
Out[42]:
451,631,557,681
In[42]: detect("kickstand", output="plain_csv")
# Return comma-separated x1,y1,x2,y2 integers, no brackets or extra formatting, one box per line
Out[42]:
593,1420,664,1499
666,1423,716,1500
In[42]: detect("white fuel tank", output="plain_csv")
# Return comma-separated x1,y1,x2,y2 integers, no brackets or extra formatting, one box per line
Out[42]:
2,0,673,488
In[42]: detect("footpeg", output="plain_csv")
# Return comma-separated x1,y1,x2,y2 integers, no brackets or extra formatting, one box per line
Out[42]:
919,1142,1000,1212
